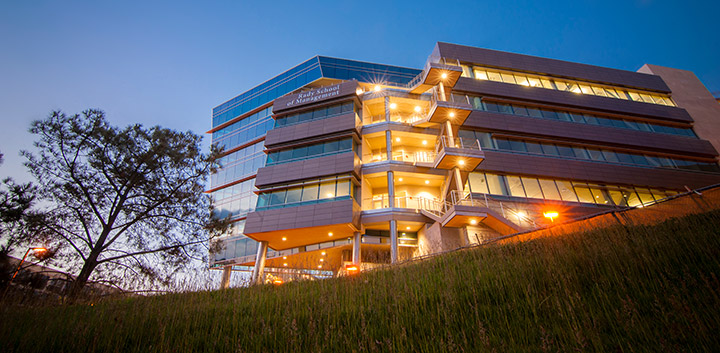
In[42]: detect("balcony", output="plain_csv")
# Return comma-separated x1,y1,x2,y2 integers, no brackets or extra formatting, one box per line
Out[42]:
433,136,485,171
408,62,464,94
365,195,443,212
413,88,473,127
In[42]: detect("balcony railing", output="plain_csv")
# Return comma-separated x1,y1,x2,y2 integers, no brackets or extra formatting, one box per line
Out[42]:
434,136,482,155
362,112,427,126
391,150,436,164
365,195,444,212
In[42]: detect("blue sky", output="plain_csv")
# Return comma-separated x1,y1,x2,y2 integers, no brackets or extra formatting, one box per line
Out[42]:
1,0,718,183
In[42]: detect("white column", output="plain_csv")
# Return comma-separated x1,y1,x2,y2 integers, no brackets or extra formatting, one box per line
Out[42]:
385,130,393,161
384,96,391,122
390,220,398,263
387,171,395,208
352,232,361,265
250,241,268,285
220,265,232,289
438,82,447,101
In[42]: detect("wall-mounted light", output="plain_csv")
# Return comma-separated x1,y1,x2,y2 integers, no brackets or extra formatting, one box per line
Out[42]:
544,211,559,222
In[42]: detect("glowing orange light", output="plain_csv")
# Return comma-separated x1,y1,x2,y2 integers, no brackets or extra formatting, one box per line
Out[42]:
449,112,456,118
32,247,47,253
441,73,448,79
544,211,559,222
273,279,283,285
345,265,359,274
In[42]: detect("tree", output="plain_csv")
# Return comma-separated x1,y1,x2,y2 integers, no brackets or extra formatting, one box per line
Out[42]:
0,151,43,256
22,110,228,298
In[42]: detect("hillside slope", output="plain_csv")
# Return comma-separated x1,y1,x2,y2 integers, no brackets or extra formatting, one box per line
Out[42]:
2,210,720,352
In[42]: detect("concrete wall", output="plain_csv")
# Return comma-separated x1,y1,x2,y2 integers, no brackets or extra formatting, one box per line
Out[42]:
638,64,720,156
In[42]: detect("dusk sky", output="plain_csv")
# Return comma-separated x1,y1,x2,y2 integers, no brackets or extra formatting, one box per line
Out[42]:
1,0,718,183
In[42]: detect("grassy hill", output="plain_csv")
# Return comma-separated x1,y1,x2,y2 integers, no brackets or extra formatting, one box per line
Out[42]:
2,210,720,352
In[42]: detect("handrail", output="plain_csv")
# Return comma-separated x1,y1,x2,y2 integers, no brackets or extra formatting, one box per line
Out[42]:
434,136,482,154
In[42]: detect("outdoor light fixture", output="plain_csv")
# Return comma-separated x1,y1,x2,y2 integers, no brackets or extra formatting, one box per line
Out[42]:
328,232,333,236
318,265,323,268
283,263,288,267
425,180,430,184
449,112,456,118
273,279,283,285
345,265,359,274
470,219,478,225
395,137,400,142
398,177,403,182
283,256,287,259
389,103,397,109
374,85,381,92
414,106,422,112
422,140,427,145
516,211,526,218
406,226,411,230
544,211,559,222
458,160,465,166
356,88,364,95
441,73,448,79
320,258,324,262
5,247,48,294
321,251,326,256
282,237,287,241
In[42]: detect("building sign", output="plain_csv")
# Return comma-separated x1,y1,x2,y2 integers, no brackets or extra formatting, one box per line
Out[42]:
274,80,358,113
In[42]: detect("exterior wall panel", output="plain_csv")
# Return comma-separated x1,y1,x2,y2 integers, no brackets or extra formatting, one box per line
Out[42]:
255,151,356,187
464,111,717,158
265,112,358,147
245,199,355,234
479,150,720,189
455,78,692,123
437,42,671,92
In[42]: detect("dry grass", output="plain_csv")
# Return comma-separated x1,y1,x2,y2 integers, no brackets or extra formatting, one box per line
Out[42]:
2,210,720,352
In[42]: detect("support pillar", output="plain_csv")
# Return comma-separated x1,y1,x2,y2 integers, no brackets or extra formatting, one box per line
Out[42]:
438,82,447,101
445,120,455,147
387,171,395,208
220,265,232,289
453,167,463,192
384,96,391,122
250,241,268,285
390,220,398,263
385,130,393,161
352,232,361,265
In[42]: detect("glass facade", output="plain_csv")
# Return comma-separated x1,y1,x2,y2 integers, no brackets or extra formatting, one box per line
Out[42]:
256,175,356,211
466,172,678,207
461,65,675,107
210,57,419,265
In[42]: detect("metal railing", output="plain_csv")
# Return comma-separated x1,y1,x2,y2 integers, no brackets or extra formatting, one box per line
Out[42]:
391,150,436,164
448,190,537,228
435,136,482,155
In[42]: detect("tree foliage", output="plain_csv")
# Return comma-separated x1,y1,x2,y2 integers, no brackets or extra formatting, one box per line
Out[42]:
22,110,228,297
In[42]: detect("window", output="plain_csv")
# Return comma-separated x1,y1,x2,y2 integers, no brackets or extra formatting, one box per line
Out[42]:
539,179,562,200
468,173,489,194
485,173,508,195
506,176,526,197
521,177,544,199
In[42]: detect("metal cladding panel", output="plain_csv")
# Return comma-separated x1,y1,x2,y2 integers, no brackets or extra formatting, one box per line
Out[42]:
273,81,359,114
265,112,358,148
436,42,671,93
478,150,720,190
464,111,718,158
255,151,356,188
455,78,692,123
244,199,355,234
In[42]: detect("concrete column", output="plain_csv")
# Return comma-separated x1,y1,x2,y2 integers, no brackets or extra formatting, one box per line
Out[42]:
220,265,232,289
385,130,393,161
445,120,455,147
387,171,395,208
250,241,268,285
352,232,361,264
438,82,447,101
384,96,391,122
453,167,463,192
390,220,398,263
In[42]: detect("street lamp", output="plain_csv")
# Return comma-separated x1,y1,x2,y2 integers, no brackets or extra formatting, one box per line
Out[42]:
7,247,47,288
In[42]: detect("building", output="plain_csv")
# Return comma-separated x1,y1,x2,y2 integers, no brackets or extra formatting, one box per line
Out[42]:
208,42,720,286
